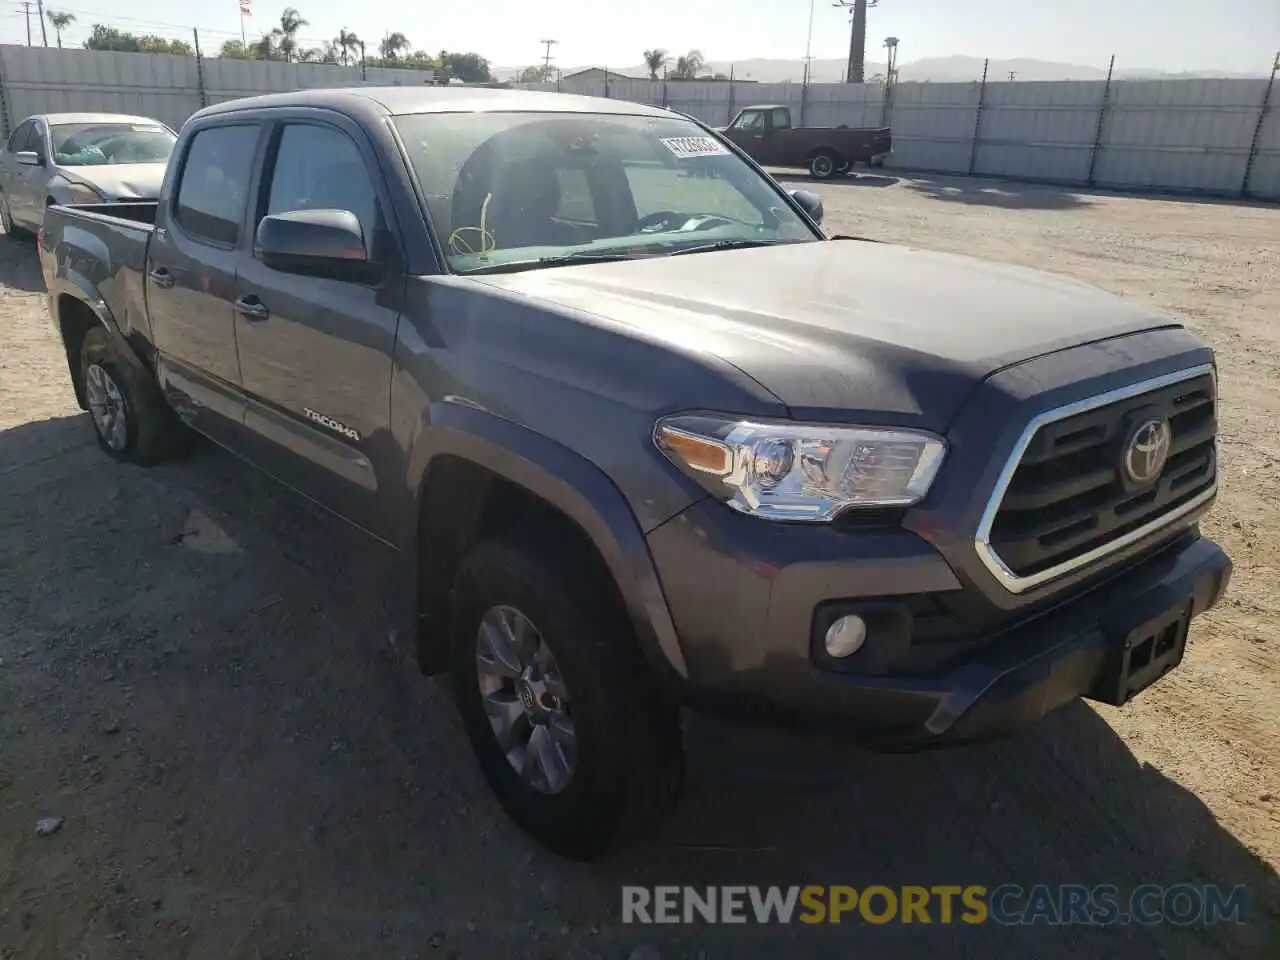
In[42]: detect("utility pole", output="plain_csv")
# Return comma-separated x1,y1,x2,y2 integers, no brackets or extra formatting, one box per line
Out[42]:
833,0,879,84
802,0,815,85
539,38,557,83
36,0,46,45
18,1,32,46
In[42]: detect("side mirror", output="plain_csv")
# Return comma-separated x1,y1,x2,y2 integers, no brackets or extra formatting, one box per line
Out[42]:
16,150,42,167
789,189,824,225
254,208,377,282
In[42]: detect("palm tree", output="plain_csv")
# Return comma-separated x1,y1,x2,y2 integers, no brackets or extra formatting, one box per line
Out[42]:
673,49,705,80
334,27,360,66
252,33,278,61
643,48,668,80
379,31,409,61
46,10,74,49
271,7,308,63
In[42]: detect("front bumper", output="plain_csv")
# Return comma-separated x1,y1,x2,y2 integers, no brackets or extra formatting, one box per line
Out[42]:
647,502,1230,747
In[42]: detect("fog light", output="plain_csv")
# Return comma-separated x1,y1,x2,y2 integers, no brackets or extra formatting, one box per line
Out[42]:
824,614,867,658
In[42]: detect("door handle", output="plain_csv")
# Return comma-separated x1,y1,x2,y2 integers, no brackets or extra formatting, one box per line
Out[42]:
234,295,269,322
147,267,174,289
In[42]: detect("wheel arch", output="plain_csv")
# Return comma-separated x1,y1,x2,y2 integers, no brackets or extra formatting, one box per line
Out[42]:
406,401,689,688
806,144,844,162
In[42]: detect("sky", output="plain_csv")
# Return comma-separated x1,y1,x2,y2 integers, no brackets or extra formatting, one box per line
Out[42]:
0,0,1275,75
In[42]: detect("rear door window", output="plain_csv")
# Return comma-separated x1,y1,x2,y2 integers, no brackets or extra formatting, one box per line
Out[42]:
173,124,261,246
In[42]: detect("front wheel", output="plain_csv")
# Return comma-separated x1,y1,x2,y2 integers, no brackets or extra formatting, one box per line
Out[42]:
450,531,684,860
809,150,841,180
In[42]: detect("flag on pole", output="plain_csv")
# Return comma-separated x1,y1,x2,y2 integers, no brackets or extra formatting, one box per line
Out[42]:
239,0,252,15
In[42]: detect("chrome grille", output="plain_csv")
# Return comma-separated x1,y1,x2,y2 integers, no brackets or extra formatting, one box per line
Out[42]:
976,365,1218,594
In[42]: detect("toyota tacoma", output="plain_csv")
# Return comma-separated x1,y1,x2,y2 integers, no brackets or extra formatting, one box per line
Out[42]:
39,87,1231,859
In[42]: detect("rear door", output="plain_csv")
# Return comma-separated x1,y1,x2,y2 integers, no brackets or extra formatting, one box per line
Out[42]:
145,121,264,441
233,114,404,540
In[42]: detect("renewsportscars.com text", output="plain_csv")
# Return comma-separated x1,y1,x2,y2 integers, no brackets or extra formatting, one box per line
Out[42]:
621,884,1250,926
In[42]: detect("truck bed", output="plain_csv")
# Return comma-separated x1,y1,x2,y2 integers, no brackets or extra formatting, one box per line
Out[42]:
42,200,158,346
49,199,159,228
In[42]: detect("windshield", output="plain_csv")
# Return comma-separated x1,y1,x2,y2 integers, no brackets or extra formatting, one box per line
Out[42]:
51,122,176,167
392,111,819,274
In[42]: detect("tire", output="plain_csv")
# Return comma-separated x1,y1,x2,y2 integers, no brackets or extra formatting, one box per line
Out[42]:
809,150,840,180
81,326,188,465
450,530,684,860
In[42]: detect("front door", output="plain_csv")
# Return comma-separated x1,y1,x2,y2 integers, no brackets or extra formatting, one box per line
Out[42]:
145,122,264,440
724,109,768,162
233,118,403,541
8,120,47,228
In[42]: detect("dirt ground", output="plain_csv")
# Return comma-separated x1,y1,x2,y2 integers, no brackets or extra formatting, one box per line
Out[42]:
1,173,1277,959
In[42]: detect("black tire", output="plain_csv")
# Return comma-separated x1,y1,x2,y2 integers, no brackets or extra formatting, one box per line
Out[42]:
81,326,188,465
809,150,840,180
450,529,684,860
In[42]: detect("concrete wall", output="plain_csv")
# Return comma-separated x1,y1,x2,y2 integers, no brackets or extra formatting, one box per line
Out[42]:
1,44,1275,199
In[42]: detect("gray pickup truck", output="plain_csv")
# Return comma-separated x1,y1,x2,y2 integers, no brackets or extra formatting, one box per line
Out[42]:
39,86,1231,860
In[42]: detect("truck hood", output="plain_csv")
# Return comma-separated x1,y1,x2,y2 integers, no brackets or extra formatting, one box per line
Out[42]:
57,163,166,200
474,240,1175,430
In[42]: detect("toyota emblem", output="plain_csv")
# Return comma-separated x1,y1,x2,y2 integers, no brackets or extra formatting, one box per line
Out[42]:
1123,418,1172,486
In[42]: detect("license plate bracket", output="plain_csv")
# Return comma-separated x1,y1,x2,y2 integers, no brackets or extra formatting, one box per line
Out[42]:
1089,600,1192,706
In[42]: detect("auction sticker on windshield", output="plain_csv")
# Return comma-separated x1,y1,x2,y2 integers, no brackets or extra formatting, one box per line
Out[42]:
660,136,730,159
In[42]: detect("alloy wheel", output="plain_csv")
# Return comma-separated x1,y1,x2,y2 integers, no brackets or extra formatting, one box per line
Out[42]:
475,604,577,794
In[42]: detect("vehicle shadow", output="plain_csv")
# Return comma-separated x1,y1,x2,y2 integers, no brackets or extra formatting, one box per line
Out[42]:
774,171,902,189
902,175,1094,210
0,232,47,293
0,415,1275,960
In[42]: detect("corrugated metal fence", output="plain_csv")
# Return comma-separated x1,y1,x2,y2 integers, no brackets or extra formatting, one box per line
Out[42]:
0,44,1275,199
549,73,1279,199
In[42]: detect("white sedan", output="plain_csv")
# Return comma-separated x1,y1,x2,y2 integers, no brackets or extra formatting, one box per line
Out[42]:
0,112,176,237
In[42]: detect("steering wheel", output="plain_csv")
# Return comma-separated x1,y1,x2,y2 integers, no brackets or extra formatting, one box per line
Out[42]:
636,211,739,234
636,211,688,233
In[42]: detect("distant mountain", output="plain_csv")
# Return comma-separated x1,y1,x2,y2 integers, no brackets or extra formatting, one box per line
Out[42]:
494,55,1266,85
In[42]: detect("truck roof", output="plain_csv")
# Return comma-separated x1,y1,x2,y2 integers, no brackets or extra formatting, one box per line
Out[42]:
197,86,675,120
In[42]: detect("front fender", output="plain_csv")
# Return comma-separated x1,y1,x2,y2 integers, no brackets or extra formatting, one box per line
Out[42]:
406,399,691,684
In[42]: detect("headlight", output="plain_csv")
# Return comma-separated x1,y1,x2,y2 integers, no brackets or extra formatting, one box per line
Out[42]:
655,415,946,521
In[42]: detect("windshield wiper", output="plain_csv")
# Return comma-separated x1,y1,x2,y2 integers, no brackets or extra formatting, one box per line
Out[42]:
667,238,796,257
462,250,652,276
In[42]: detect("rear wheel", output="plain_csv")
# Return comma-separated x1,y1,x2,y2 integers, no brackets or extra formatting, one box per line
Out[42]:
449,530,684,860
81,326,188,464
809,150,840,180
